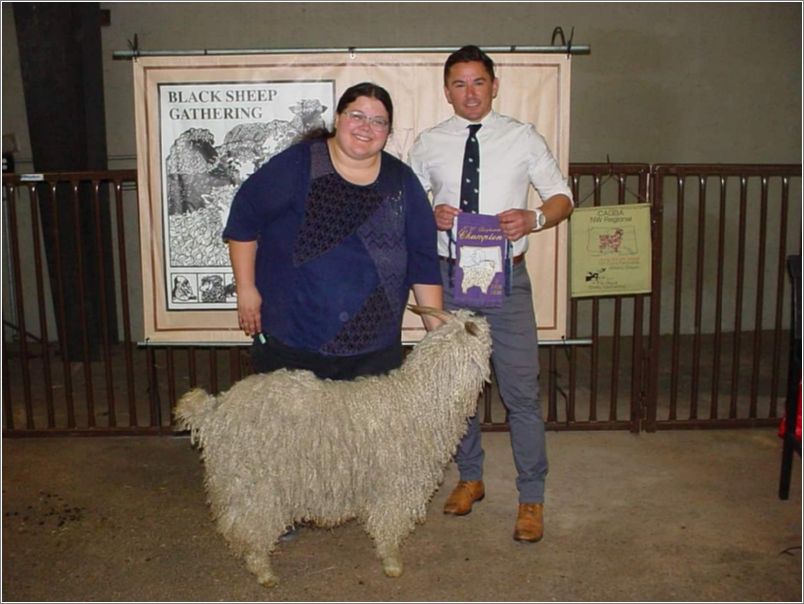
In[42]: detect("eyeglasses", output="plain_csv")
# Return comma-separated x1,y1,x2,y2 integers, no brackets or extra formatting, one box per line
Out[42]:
342,110,390,132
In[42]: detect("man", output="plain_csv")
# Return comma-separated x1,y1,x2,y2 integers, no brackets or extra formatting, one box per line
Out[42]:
409,45,573,542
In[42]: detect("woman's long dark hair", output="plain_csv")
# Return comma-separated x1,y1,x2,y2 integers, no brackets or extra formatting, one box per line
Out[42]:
303,81,394,140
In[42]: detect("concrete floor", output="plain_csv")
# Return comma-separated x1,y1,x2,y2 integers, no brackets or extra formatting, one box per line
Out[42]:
2,429,801,602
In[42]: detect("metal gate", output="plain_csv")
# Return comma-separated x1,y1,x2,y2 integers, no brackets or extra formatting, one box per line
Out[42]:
647,164,801,430
2,164,800,435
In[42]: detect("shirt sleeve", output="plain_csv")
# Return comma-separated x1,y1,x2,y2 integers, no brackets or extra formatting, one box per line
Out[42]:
222,143,306,242
403,169,441,285
526,125,574,204
407,134,433,196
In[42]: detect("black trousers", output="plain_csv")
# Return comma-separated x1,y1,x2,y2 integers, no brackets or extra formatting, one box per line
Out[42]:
249,334,403,381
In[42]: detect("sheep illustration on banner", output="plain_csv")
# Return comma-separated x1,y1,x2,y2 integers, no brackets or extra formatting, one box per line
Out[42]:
160,81,334,311
454,212,508,307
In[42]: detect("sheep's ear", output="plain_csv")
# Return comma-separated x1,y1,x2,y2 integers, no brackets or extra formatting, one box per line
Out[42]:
465,321,479,336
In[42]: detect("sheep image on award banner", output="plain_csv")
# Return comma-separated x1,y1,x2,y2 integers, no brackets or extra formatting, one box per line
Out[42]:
174,306,492,587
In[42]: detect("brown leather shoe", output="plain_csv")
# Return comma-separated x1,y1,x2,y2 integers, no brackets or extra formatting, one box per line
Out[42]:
443,480,485,515
513,503,544,542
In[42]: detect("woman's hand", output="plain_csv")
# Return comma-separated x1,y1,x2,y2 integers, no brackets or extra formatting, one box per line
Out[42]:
412,284,445,331
237,285,262,336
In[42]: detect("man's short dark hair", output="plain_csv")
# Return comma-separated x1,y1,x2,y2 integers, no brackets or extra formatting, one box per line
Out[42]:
443,45,496,84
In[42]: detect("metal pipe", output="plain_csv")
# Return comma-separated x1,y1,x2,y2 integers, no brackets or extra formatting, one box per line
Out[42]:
166,348,176,424
6,183,34,428
690,175,707,420
730,177,748,419
209,347,219,396
588,177,602,423
113,177,138,426
711,176,727,419
113,45,591,60
749,176,770,418
229,347,242,385
188,348,198,388
71,180,96,428
646,168,666,432
769,177,791,416
3,333,13,430
138,338,595,347
546,347,556,423
29,184,55,428
49,181,75,428
631,167,650,433
670,176,685,421
92,180,116,428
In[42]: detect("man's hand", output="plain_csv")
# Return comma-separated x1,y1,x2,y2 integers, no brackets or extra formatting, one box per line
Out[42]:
434,204,460,231
236,285,262,336
497,195,574,241
497,208,536,241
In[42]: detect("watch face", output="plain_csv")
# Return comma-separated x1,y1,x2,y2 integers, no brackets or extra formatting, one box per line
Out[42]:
538,211,546,227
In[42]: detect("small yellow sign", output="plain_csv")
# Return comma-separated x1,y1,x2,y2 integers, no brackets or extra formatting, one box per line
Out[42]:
570,204,652,297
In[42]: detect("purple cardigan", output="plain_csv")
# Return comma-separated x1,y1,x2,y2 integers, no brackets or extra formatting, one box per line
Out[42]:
223,139,440,356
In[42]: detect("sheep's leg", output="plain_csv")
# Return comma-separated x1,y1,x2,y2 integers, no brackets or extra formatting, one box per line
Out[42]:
377,542,403,578
244,549,279,588
223,504,288,587
364,511,410,578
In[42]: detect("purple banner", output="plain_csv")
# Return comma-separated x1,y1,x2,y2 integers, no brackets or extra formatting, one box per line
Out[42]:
454,213,508,308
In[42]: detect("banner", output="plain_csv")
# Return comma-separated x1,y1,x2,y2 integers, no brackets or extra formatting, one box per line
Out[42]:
570,204,653,297
159,81,335,311
454,213,508,308
133,52,571,342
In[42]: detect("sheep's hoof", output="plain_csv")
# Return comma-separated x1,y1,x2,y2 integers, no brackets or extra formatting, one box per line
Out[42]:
258,573,279,588
245,552,279,587
382,559,403,578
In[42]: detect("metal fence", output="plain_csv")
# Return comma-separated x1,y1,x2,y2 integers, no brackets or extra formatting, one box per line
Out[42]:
648,164,801,430
2,163,800,436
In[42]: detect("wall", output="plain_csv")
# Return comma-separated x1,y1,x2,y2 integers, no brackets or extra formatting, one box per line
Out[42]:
2,2,802,341
3,2,801,170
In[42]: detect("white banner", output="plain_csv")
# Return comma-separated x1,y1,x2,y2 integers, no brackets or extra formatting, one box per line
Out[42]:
133,52,571,343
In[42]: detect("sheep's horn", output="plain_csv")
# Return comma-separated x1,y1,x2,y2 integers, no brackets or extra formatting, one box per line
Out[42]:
407,304,452,322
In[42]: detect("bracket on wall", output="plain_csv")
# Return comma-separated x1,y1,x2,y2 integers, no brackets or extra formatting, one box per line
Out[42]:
127,33,140,58
551,26,575,57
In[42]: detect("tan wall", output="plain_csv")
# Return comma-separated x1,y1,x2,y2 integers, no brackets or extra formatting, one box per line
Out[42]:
3,2,801,170
2,2,801,341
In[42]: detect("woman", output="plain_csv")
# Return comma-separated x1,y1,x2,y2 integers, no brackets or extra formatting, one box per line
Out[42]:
223,82,443,380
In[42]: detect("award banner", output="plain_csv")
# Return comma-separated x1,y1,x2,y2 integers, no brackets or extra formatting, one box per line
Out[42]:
454,213,508,308
570,204,652,297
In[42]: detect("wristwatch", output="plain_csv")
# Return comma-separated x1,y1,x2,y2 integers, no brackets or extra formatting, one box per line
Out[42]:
533,209,547,232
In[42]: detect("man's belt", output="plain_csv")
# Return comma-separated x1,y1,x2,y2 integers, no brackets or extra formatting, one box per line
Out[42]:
439,253,525,266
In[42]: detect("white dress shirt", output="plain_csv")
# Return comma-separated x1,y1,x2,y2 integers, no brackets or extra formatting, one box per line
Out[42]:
409,111,573,257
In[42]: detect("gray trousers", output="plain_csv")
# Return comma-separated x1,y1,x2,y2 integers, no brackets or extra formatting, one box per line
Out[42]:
441,259,548,503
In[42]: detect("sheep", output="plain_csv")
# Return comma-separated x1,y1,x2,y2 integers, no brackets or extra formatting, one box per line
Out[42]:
174,306,491,587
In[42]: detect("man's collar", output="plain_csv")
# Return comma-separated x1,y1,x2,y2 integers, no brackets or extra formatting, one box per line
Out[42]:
450,111,497,130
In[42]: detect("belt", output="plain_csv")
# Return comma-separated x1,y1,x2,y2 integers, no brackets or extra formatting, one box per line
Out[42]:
440,253,525,266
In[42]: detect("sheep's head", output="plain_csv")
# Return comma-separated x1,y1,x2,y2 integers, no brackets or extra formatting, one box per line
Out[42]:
407,305,492,385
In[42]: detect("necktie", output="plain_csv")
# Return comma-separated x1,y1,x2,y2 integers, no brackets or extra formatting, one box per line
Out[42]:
460,124,482,213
